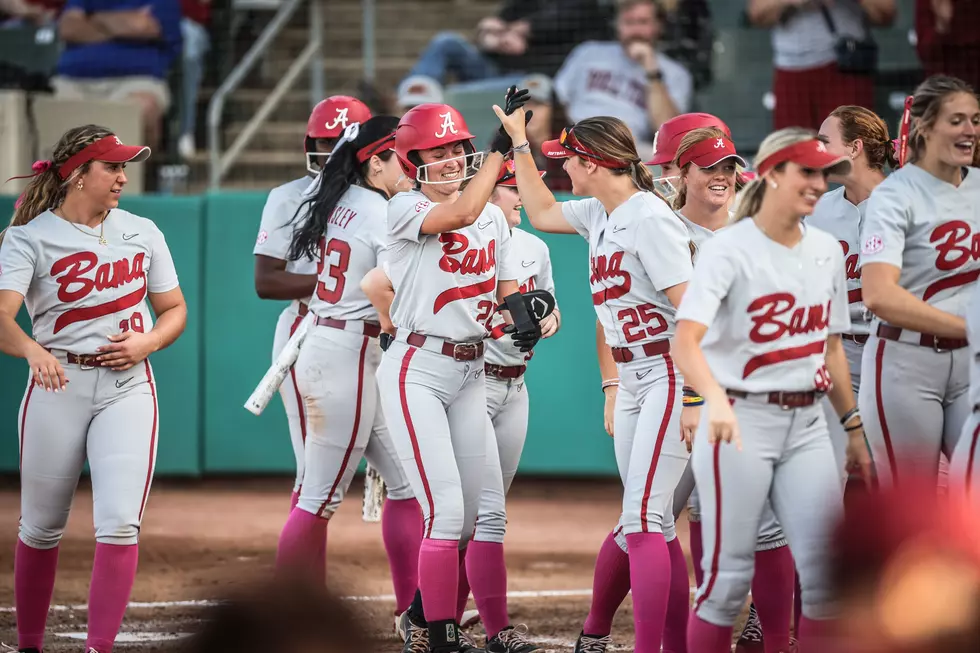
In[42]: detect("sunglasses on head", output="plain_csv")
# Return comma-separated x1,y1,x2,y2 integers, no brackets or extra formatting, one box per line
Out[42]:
559,127,630,170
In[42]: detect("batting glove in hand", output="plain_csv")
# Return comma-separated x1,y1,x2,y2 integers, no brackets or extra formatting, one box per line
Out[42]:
502,322,542,353
490,86,533,154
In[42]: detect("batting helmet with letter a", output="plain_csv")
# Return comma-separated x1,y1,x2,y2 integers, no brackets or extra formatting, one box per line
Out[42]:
305,96,372,174
394,103,482,184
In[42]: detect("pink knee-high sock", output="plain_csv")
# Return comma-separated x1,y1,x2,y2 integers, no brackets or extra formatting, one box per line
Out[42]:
276,507,327,578
86,543,139,653
752,546,794,653
798,616,838,653
689,521,704,589
15,541,59,650
686,614,732,653
465,540,509,639
793,572,802,636
382,498,423,614
662,538,690,653
582,530,632,636
290,490,300,512
625,532,672,653
456,548,470,623
418,539,459,622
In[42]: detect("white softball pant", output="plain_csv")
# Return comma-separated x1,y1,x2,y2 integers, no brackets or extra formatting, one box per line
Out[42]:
692,397,842,626
18,358,159,548
292,324,413,519
377,338,487,543
820,336,864,484
272,305,309,494
859,334,969,488
473,373,530,543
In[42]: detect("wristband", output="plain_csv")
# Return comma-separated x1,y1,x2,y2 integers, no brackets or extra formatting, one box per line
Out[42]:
845,422,864,433
682,396,705,407
839,407,860,426
682,385,698,398
602,378,620,391
513,141,531,154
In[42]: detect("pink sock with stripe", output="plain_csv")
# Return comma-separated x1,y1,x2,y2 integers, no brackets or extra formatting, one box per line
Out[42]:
86,543,139,653
15,540,59,650
626,532,672,653
689,520,704,588
456,547,470,622
686,614,732,653
417,538,459,622
662,537,689,653
466,540,509,639
582,530,631,636
752,545,794,653
276,507,327,579
382,498,423,614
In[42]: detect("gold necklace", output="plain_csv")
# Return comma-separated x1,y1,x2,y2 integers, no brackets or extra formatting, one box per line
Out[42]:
61,210,108,246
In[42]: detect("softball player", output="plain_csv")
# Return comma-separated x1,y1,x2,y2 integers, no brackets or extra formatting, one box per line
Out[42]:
646,113,733,204
671,127,796,653
456,159,560,652
253,95,372,522
811,105,894,481
374,96,531,653
0,126,187,653
498,109,694,653
952,280,980,505
859,75,980,489
672,128,873,653
273,116,424,619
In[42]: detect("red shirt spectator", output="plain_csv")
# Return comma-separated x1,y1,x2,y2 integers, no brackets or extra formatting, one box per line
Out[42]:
915,0,980,91
180,0,207,26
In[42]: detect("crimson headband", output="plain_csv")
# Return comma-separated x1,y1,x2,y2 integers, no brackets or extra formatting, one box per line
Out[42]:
356,132,396,163
541,127,630,170
897,95,913,168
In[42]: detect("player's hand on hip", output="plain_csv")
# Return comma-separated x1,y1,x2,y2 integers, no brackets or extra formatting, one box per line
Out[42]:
96,331,160,371
707,399,740,450
379,314,395,336
26,346,67,392
603,386,617,437
539,313,559,339
845,426,874,488
680,405,700,453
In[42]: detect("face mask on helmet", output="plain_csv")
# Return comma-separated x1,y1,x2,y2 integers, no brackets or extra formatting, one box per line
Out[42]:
413,141,486,185
305,138,337,176
652,175,680,204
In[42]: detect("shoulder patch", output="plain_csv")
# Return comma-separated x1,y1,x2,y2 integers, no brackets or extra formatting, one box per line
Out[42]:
256,230,268,246
415,200,431,214
862,234,884,255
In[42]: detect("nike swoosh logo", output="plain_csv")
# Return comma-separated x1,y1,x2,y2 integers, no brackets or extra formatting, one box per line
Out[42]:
612,226,627,233
636,369,652,380
477,220,493,230
521,260,535,268
122,233,139,241
115,377,135,388
806,416,819,428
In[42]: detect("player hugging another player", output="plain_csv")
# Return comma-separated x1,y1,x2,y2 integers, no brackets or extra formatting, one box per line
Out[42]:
0,125,187,653
274,116,424,620
672,127,873,653
496,106,697,653
856,76,980,491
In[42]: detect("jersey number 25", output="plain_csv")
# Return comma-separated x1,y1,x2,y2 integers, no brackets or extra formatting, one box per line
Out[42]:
316,237,352,304
619,303,667,343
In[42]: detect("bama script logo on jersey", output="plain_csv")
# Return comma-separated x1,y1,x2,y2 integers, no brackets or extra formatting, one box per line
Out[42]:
926,220,980,301
590,251,631,305
743,292,830,378
51,251,147,333
433,232,496,314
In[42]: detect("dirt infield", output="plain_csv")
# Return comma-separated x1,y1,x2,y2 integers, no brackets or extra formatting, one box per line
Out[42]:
0,476,746,652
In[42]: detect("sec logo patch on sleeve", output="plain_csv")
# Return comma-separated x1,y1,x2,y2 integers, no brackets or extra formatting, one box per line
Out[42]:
862,234,884,255
256,230,268,245
415,201,431,214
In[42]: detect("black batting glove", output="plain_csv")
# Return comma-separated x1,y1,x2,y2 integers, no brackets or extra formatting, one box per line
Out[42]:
502,323,542,353
490,110,535,155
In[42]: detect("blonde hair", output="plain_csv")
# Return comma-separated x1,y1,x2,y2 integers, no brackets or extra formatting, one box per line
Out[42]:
7,125,113,234
907,75,977,164
571,116,660,196
670,127,729,210
731,127,817,223
829,105,897,171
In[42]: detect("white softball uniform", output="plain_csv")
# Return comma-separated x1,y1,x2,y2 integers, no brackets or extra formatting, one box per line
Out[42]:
292,185,413,519
0,209,179,548
858,165,980,488
951,281,980,504
253,176,318,494
677,218,849,626
474,227,556,543
377,190,518,543
563,191,692,541
677,214,787,552
807,186,870,478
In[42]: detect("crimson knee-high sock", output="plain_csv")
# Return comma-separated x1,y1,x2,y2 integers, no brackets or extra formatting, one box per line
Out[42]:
466,540,509,639
752,546,794,653
382,498,423,615
418,539,459,622
456,547,470,622
798,617,838,653
582,530,632,636
276,508,327,578
689,521,704,589
686,614,732,653
290,490,299,512
662,537,690,653
793,572,802,636
15,541,59,650
625,532,672,653
86,543,139,653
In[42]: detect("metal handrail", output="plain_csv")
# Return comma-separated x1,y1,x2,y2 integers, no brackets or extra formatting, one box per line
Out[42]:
207,0,324,189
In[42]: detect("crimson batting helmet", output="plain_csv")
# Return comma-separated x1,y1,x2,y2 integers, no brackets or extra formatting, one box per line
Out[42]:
305,96,372,175
394,103,483,184
646,113,733,167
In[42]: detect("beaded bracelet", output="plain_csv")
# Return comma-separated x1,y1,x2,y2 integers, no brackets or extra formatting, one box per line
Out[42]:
513,141,531,154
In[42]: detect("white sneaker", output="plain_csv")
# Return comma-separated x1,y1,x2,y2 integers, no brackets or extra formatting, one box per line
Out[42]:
461,608,482,629
178,133,196,160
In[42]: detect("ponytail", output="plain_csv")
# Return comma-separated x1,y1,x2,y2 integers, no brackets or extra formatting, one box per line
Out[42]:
671,177,688,211
731,177,767,223
630,160,655,193
884,138,900,170
9,167,67,232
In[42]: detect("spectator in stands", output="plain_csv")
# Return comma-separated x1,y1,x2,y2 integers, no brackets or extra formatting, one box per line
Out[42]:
747,0,896,131
554,0,692,159
0,0,60,24
177,0,209,160
657,0,714,91
398,0,615,91
915,0,980,94
395,74,444,115
55,0,182,151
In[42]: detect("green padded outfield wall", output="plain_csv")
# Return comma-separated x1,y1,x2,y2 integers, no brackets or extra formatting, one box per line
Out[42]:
0,192,617,477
